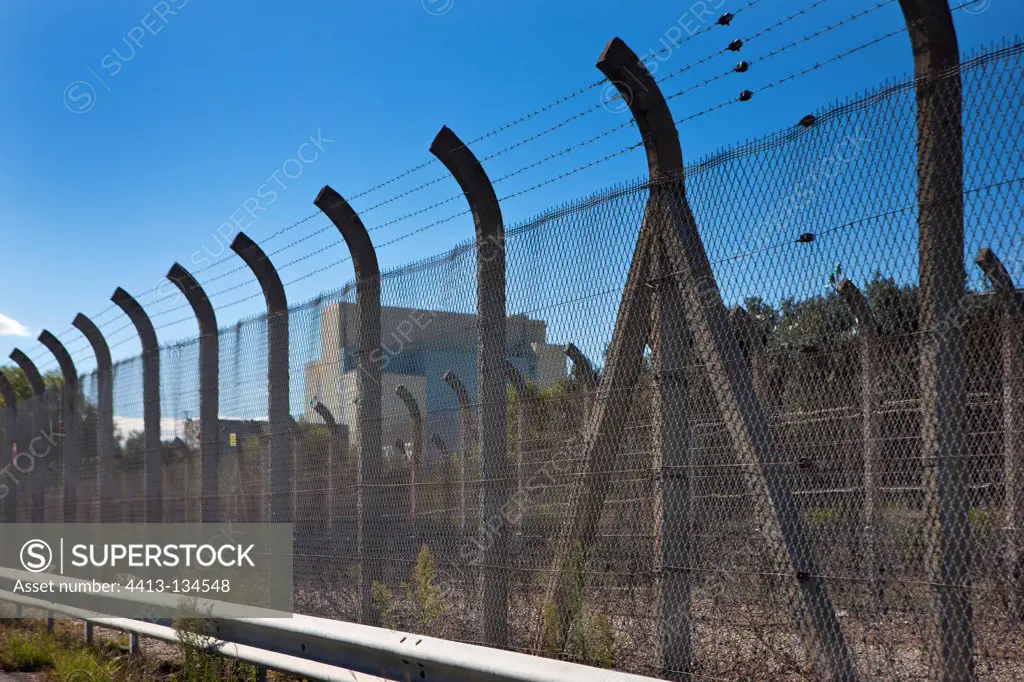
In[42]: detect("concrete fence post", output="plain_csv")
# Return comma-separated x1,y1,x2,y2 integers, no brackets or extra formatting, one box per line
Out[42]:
72,314,116,524
593,37,856,679
729,306,768,403
312,400,346,538
899,1,973,677
442,370,474,534
0,373,17,523
975,248,1023,628
565,343,599,417
111,289,162,524
313,187,382,625
504,362,530,539
10,350,47,523
431,125,510,647
431,433,454,520
230,234,292,525
396,385,424,523
39,331,80,524
168,263,221,523
837,279,883,608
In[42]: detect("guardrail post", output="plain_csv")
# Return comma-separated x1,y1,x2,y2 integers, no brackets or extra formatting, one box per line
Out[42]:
442,371,473,533
0,373,16,524
975,248,1023,628
111,289,162,524
39,331,80,524
899,1,973,677
432,125,510,647
10,350,47,524
168,264,221,524
313,188,382,625
395,386,424,523
72,314,116,524
230,234,292,525
837,279,883,608
596,37,856,679
504,362,530,539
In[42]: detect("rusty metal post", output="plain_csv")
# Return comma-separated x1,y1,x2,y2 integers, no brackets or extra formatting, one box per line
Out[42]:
10,350,47,523
975,248,1023,628
396,385,424,522
596,38,855,679
39,331,80,524
112,289,163,524
168,263,220,523
432,125,509,646
504,362,530,537
899,2,973,677
313,187,382,624
72,314,116,524
0,373,17,523
443,370,474,533
837,279,883,608
231,233,292,525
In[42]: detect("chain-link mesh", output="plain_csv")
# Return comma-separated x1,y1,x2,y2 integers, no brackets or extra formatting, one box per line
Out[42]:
2,40,1022,681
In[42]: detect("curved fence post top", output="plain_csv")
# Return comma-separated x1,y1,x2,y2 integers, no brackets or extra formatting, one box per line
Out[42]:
395,385,421,418
38,330,78,389
504,361,527,396
837,279,877,338
9,349,45,396
564,343,599,386
314,186,381,282
111,287,158,352
431,433,448,454
596,37,683,179
430,126,503,240
0,372,15,409
442,370,470,404
311,400,337,429
975,247,1016,293
72,313,112,369
167,263,218,334
898,0,959,71
230,232,287,313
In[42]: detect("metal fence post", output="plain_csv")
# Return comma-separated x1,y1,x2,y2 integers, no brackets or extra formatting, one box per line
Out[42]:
111,289,163,524
167,263,221,524
313,187,382,625
975,248,1023,628
837,279,883,607
39,331,80,524
230,234,292,525
396,386,424,523
72,314,116,524
10,350,47,524
0,373,16,524
443,370,474,533
597,37,856,679
898,1,973,677
431,125,510,647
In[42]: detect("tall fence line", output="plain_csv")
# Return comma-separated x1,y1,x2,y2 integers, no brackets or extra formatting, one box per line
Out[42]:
3,4,1024,679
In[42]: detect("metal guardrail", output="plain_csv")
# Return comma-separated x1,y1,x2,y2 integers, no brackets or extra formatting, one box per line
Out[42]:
0,566,665,682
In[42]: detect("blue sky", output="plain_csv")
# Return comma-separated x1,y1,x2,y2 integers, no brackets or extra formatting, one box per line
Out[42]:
0,0,1020,376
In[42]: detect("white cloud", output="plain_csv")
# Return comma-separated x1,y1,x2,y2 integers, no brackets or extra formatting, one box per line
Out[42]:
0,312,29,337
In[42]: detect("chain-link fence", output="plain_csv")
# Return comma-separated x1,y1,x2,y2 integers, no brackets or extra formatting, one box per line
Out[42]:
2,38,1023,681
